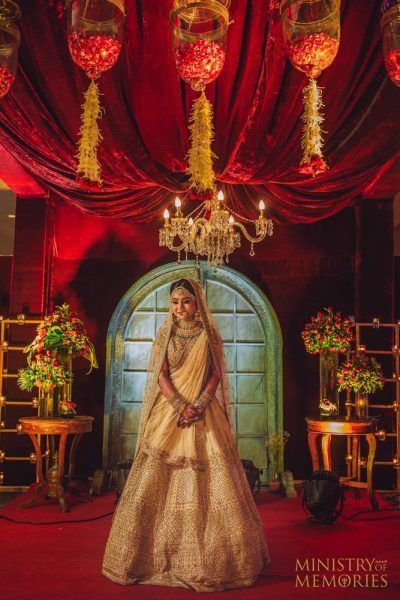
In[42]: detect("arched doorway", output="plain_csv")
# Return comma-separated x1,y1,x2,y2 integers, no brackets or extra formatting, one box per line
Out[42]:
103,262,283,481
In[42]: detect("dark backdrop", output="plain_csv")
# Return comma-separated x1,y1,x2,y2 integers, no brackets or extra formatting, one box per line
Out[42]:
45,199,393,480
2,195,395,484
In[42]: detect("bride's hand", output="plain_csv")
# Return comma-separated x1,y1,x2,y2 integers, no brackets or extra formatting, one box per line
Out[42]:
178,404,202,428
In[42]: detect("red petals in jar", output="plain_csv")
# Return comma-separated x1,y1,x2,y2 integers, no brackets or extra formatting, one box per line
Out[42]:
384,49,400,86
299,155,329,177
68,32,122,79
0,66,14,99
287,32,339,78
175,39,225,87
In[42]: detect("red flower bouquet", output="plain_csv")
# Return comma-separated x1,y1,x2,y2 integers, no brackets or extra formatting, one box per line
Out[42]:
301,307,353,355
24,303,97,371
337,356,385,394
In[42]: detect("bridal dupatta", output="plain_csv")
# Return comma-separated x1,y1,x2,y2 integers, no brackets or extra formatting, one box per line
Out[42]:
135,278,232,459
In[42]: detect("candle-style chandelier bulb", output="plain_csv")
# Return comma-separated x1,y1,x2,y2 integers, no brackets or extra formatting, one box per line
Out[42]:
217,190,224,201
163,209,170,220
259,200,265,211
188,217,194,225
228,215,235,224
175,197,181,208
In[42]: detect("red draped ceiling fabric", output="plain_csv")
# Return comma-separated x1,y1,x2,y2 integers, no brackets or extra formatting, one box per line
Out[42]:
0,0,399,223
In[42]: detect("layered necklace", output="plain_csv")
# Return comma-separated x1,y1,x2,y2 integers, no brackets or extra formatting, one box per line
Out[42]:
173,318,203,338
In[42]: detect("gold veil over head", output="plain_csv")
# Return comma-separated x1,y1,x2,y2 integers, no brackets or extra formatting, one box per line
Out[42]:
135,277,233,458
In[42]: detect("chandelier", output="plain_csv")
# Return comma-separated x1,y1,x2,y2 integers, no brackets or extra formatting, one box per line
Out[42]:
159,190,273,267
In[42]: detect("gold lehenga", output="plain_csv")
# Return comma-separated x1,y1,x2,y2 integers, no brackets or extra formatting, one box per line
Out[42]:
102,281,269,592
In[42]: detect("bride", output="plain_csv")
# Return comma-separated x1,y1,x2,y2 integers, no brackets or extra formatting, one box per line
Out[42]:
102,277,269,592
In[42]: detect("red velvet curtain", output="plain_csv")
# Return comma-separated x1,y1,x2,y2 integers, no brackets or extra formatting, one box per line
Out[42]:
0,0,399,222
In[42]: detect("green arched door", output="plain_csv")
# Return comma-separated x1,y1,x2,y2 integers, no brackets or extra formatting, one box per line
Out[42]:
104,262,282,482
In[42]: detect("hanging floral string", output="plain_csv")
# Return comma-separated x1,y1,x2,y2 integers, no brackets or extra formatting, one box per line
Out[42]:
187,90,216,193
67,0,125,183
299,78,328,176
171,2,229,193
281,1,340,176
76,79,103,183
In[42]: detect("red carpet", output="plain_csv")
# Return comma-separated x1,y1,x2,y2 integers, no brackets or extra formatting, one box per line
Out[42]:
1,486,399,600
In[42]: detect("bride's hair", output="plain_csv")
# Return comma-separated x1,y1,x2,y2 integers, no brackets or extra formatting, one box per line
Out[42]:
170,278,196,297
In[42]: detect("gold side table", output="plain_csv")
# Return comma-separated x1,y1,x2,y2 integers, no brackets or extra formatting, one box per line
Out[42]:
305,417,379,510
18,416,94,512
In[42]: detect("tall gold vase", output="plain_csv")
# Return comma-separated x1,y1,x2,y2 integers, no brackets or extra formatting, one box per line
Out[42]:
40,390,54,418
38,351,73,418
355,394,369,419
58,351,74,418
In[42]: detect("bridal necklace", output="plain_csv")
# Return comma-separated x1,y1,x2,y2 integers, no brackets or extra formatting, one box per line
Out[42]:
173,318,202,338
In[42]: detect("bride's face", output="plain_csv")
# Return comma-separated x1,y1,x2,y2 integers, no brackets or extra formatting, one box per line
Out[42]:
171,290,197,322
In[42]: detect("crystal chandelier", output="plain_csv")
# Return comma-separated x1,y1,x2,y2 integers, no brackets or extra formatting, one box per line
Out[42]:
159,190,273,267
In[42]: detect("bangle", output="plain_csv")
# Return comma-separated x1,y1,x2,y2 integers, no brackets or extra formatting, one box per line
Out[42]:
194,391,213,412
168,391,186,415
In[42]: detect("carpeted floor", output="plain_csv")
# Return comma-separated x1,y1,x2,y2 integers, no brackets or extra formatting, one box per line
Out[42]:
1,485,399,600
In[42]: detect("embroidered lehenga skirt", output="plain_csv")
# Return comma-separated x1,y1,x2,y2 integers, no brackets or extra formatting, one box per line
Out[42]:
102,328,269,592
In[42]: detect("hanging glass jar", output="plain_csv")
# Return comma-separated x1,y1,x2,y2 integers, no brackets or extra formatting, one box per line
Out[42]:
280,0,340,176
171,1,229,91
319,350,339,418
381,1,400,86
0,0,21,99
170,1,230,194
67,0,125,183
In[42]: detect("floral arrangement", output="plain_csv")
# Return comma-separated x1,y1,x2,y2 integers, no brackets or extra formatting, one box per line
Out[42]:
24,303,97,369
337,355,385,395
18,354,73,394
58,399,77,416
18,304,97,415
301,307,353,355
319,399,338,417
